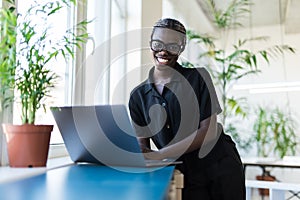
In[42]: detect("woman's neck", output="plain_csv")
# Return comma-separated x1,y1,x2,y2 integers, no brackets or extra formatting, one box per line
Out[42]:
153,66,173,85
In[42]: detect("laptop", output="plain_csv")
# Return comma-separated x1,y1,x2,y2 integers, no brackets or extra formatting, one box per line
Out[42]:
50,105,181,167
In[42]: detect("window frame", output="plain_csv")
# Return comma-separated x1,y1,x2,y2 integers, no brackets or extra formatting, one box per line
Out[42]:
0,0,134,163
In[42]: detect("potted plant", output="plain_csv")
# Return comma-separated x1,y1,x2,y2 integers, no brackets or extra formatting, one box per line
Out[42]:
182,0,295,151
0,0,90,167
252,106,297,196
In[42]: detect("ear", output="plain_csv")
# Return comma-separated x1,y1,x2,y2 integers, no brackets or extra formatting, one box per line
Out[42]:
180,37,186,53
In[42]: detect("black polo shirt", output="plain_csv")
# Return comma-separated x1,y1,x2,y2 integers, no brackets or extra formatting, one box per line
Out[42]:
129,62,221,143
129,63,238,174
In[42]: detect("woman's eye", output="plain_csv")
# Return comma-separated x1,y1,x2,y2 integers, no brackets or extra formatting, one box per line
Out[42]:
153,42,163,49
166,44,181,53
168,45,179,51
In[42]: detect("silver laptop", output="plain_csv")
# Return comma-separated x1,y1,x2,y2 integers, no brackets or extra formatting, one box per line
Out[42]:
50,105,181,167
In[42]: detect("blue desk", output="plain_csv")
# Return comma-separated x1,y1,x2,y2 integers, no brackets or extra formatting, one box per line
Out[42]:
0,164,175,200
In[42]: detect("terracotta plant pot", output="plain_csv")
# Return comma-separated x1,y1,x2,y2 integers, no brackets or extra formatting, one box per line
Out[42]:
256,174,276,196
2,124,53,168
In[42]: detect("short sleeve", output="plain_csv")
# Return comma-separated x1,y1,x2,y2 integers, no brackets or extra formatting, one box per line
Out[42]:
197,68,222,121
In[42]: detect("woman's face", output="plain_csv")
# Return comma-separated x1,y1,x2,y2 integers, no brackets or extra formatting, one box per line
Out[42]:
150,27,185,69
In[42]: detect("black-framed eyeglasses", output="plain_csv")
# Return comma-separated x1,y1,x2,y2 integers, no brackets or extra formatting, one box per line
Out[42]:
149,40,184,55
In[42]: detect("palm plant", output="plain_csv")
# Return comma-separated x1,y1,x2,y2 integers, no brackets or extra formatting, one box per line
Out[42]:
183,0,295,150
1,0,90,124
253,106,297,158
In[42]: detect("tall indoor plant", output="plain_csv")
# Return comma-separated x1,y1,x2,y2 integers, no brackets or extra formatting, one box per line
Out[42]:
253,106,297,159
183,0,295,151
252,106,297,196
0,0,90,167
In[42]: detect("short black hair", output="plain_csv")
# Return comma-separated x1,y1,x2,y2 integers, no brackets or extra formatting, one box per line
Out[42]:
153,18,186,34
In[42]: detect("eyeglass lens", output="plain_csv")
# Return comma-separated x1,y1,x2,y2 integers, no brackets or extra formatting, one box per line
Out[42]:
150,40,182,54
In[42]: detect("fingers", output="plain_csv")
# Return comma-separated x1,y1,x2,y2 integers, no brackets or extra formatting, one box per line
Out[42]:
141,147,153,153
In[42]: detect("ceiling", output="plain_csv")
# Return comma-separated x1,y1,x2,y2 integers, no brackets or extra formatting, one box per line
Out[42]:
168,0,300,34
198,0,300,34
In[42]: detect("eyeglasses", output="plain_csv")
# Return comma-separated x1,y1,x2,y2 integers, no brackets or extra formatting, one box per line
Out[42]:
150,40,184,55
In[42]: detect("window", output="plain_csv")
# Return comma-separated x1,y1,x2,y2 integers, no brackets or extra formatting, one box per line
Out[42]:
84,0,128,105
1,0,143,163
84,0,142,106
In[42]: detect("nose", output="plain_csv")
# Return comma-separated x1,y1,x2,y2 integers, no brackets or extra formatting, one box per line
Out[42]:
157,49,169,55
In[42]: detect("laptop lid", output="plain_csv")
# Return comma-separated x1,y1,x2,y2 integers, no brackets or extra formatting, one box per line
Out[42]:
51,105,150,167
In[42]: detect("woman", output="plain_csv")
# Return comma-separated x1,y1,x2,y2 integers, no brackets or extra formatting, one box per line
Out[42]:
129,18,245,200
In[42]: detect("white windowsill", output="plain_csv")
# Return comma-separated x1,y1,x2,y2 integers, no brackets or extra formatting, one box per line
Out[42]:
48,143,69,159
0,156,73,184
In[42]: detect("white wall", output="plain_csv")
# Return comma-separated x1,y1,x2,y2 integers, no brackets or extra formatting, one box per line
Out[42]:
228,25,300,155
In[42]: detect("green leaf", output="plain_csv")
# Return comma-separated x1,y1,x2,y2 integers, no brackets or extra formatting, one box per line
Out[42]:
0,0,93,124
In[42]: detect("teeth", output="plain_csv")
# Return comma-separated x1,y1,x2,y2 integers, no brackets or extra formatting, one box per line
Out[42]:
157,57,168,63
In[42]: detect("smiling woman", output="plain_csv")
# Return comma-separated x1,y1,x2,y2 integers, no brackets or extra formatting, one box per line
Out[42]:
151,29,185,68
129,18,246,200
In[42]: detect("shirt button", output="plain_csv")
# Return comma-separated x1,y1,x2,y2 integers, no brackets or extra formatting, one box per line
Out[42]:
162,102,166,107
166,124,170,129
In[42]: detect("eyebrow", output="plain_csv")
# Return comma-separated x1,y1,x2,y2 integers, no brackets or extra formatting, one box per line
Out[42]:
151,39,181,45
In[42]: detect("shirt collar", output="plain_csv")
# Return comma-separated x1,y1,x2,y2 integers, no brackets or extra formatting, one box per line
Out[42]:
143,63,183,94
